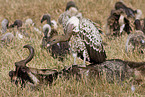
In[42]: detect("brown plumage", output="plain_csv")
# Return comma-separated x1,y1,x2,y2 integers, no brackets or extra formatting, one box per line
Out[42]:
41,14,70,61
9,19,29,37
134,19,142,30
9,19,23,28
134,18,145,33
65,1,78,11
47,17,106,64
115,1,136,18
42,28,70,61
107,9,132,36
106,1,143,37
41,14,51,25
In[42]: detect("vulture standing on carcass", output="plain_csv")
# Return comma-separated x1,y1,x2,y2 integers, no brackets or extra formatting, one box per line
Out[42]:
50,1,106,66
57,1,89,65
47,15,106,65
41,14,70,61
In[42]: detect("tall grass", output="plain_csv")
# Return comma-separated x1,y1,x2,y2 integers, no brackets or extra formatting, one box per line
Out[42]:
0,0,144,96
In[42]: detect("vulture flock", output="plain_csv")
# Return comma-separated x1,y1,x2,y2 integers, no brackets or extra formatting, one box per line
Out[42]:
0,1,144,88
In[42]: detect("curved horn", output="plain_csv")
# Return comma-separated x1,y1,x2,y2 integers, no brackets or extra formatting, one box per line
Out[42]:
23,44,34,64
15,44,34,67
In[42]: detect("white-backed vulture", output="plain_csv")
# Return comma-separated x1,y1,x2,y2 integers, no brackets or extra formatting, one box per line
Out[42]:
41,14,58,30
47,16,107,65
41,14,70,61
9,19,30,39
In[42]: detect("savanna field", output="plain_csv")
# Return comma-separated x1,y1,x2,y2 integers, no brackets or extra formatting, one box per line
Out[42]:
0,0,145,96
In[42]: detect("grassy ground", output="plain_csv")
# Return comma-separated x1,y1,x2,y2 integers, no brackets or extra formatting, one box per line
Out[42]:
0,0,145,96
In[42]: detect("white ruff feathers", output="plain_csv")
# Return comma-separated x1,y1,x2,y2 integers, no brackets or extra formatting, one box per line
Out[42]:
43,24,51,37
43,24,51,33
51,20,58,29
25,18,34,26
67,16,79,32
135,9,142,19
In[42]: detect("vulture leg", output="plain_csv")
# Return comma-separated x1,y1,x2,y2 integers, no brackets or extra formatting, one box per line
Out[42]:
72,52,77,65
83,50,86,66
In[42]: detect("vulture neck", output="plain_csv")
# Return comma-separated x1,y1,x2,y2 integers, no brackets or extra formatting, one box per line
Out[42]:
48,24,74,46
46,18,51,26
49,33,72,46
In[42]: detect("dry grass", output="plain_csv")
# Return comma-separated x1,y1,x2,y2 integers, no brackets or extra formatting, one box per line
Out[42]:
0,0,145,96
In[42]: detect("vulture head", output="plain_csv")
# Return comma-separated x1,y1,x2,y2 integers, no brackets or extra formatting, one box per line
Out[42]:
9,19,23,28
41,14,51,26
